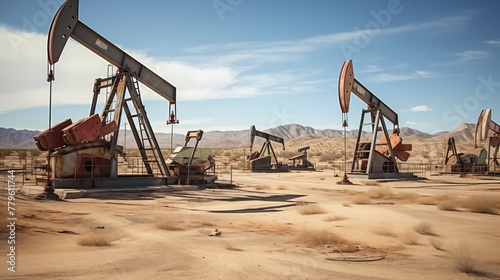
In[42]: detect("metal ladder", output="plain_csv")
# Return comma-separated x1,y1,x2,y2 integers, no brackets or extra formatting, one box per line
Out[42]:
351,108,396,173
123,73,168,177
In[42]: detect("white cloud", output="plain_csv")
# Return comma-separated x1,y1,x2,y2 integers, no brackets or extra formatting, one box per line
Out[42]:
401,105,432,113
370,71,436,82
406,121,418,125
486,39,500,46
455,50,490,62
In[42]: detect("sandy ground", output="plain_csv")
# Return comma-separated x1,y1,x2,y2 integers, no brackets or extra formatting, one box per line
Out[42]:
1,171,500,280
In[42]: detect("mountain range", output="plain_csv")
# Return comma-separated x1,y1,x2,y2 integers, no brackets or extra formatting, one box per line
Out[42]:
0,123,476,150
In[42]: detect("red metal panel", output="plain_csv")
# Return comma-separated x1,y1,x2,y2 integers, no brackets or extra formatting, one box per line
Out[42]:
62,114,102,144
34,119,72,151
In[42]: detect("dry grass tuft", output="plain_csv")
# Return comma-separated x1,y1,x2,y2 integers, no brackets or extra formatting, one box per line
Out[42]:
374,226,398,237
366,186,395,199
413,221,436,236
401,231,420,245
417,196,437,205
350,194,372,205
276,186,288,190
323,215,345,222
254,185,271,191
449,240,477,274
295,228,348,248
362,180,381,186
155,218,184,231
225,243,244,251
461,195,498,215
77,234,111,246
343,188,361,195
296,202,327,215
397,191,421,202
429,237,445,251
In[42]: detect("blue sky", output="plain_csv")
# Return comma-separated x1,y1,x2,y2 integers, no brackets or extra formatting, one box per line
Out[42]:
0,0,499,136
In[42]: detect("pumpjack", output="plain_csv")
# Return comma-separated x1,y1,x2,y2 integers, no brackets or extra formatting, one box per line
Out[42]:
248,125,289,172
444,137,487,174
475,109,500,173
166,130,217,185
288,146,315,171
34,0,178,188
338,60,414,179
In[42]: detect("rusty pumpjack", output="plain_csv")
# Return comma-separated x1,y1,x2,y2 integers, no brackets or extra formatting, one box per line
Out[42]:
288,146,315,171
166,130,217,185
247,125,289,172
338,60,414,179
475,109,500,174
444,137,487,174
34,0,178,188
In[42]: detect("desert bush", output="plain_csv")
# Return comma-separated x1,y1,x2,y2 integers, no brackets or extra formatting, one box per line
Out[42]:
362,180,381,186
449,240,476,274
225,243,244,251
29,149,42,157
397,191,421,202
350,194,372,205
297,204,326,215
374,225,398,237
296,201,326,215
77,234,111,246
295,228,347,248
401,231,419,245
429,237,445,251
254,185,271,191
413,221,436,236
319,152,341,162
461,195,498,215
343,188,361,195
323,215,345,222
366,186,395,199
155,218,183,231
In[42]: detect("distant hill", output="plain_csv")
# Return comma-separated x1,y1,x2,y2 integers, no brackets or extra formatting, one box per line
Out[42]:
0,123,476,150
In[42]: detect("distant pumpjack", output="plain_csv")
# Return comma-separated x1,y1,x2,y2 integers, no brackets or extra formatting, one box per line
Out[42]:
248,125,289,172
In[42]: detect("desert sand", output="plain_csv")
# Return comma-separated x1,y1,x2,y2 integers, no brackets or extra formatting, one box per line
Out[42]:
1,167,500,279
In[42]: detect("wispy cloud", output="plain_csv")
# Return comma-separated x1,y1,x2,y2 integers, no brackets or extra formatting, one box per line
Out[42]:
184,11,478,66
455,50,490,61
486,39,500,46
406,121,418,125
370,70,436,82
401,105,432,113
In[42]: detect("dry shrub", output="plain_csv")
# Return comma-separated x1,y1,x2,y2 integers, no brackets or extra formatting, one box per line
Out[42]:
401,231,419,245
296,202,327,215
461,195,498,215
397,191,421,202
343,188,361,195
413,221,436,236
350,194,372,205
449,240,476,274
295,228,347,248
417,196,436,205
254,185,271,191
276,186,288,190
225,243,244,251
362,180,381,186
374,226,397,237
155,218,183,231
366,186,395,199
323,215,345,222
437,200,458,211
77,234,111,246
429,237,445,251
